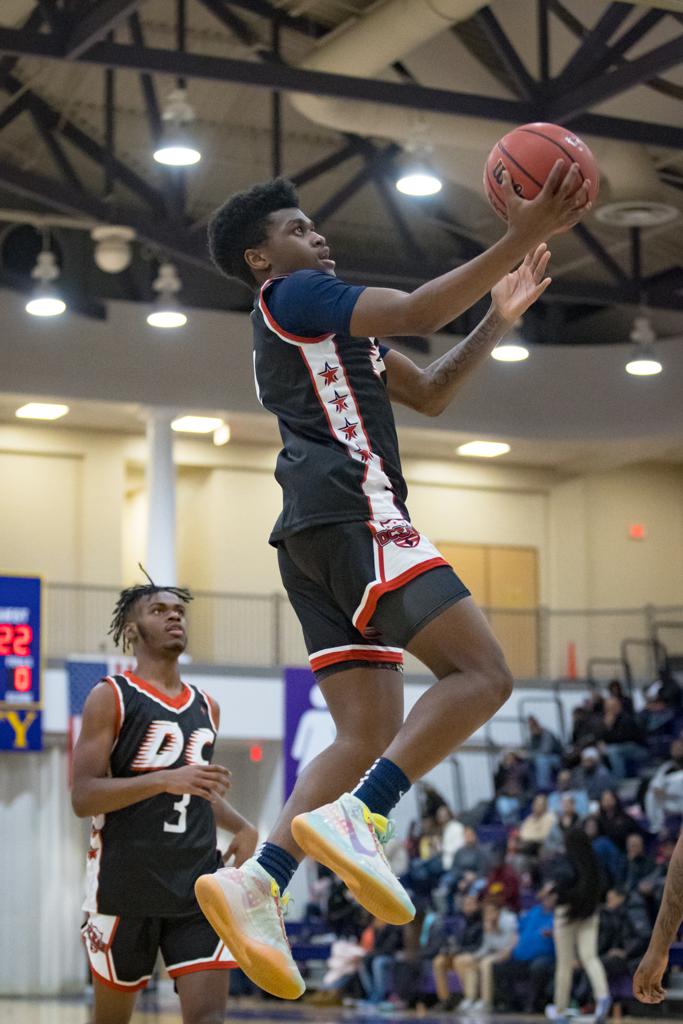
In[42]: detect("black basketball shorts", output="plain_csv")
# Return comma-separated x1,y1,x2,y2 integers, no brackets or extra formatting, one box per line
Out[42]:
278,518,470,678
81,909,235,991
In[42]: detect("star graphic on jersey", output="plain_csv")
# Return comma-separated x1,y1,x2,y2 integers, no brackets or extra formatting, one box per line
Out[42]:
329,390,349,413
319,362,339,386
355,446,373,463
341,418,359,440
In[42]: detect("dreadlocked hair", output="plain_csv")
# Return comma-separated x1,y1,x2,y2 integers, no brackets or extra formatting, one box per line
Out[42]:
207,178,300,287
109,566,192,651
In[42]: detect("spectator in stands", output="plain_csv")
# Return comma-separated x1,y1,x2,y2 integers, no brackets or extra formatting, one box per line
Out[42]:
435,802,465,873
392,908,447,1010
545,796,582,855
597,789,643,851
438,826,489,910
598,695,649,780
326,878,364,937
528,715,563,790
607,679,634,714
491,886,556,1012
450,898,518,1012
547,828,610,1024
548,769,590,818
644,738,683,832
310,932,367,1006
583,815,625,888
487,847,522,913
572,747,615,801
519,794,557,857
624,833,656,894
432,893,484,1010
494,750,534,825
597,886,651,986
359,919,403,1006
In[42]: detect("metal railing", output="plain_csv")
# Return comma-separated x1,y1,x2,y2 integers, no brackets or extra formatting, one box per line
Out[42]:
43,582,683,682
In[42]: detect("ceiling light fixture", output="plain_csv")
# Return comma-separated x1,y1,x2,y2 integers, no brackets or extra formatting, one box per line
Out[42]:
147,262,187,328
91,225,136,273
491,341,529,362
171,416,224,434
457,441,511,458
153,88,201,166
16,402,69,420
25,236,66,317
396,166,442,196
213,424,231,446
625,316,662,376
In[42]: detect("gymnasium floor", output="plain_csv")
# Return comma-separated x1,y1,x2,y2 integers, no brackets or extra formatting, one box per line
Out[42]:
0,997,673,1024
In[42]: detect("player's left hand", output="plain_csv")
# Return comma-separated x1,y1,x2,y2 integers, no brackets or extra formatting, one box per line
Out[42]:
491,242,552,324
634,948,668,1003
223,823,259,867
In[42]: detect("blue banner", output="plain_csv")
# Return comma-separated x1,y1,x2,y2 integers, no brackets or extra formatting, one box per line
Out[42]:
283,667,336,800
0,575,41,707
0,709,42,751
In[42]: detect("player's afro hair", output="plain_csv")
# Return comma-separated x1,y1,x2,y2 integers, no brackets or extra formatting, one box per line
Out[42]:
208,178,300,287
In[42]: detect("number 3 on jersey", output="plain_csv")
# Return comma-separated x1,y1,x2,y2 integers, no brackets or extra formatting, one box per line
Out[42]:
164,793,190,833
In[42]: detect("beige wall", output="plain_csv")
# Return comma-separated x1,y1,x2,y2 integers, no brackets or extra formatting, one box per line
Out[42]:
2,423,682,617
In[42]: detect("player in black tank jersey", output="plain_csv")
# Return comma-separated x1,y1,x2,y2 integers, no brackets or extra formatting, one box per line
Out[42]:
196,173,592,999
71,578,258,1024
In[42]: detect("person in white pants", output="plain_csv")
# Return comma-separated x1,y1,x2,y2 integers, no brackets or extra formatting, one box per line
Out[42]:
548,829,610,1024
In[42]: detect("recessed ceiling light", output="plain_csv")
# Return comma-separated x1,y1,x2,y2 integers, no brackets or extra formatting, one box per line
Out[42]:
16,402,69,420
213,424,231,446
457,441,510,458
171,415,224,434
395,170,442,196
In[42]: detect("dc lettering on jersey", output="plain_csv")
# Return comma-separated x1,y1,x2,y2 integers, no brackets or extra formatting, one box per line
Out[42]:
375,523,421,548
131,720,213,770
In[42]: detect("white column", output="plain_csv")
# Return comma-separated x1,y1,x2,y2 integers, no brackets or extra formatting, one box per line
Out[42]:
145,409,176,585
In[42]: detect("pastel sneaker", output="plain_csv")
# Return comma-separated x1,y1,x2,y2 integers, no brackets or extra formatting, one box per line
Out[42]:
194,859,304,1000
291,792,415,925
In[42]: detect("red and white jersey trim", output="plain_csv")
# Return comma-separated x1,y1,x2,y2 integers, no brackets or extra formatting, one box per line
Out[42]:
103,676,125,744
82,915,152,992
309,643,404,673
298,339,398,521
259,279,334,346
353,519,450,634
124,672,195,713
167,938,236,976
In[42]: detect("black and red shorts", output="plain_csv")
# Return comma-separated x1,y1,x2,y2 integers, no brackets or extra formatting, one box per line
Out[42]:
278,518,470,678
81,909,235,991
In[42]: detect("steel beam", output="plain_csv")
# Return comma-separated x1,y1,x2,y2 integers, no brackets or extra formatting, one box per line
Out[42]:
549,33,683,122
372,171,433,269
572,224,630,287
313,145,400,227
474,8,538,101
128,12,162,140
553,3,632,90
0,66,166,213
65,0,145,59
0,27,682,148
198,0,263,50
0,162,213,274
588,9,667,79
290,140,364,188
30,109,83,190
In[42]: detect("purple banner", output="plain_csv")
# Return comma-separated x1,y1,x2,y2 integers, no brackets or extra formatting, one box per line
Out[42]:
284,666,336,801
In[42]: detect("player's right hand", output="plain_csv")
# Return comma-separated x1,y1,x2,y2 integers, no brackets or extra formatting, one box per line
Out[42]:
503,159,592,242
633,948,668,1003
162,763,231,800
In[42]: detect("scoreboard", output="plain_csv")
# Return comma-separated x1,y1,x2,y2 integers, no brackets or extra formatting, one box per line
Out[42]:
0,575,42,751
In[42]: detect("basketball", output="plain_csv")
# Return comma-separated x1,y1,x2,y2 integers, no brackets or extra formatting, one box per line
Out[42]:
483,122,600,221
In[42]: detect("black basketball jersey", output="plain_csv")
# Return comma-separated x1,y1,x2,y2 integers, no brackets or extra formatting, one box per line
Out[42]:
253,277,410,545
83,672,221,917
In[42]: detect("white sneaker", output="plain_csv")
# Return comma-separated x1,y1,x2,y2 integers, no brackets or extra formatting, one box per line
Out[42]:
194,858,305,1000
460,997,474,1011
291,793,415,925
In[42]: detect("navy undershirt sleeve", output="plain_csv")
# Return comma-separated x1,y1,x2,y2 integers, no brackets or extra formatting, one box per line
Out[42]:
266,270,366,337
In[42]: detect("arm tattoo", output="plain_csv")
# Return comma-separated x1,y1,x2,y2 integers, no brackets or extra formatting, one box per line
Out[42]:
651,832,683,953
426,307,508,396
